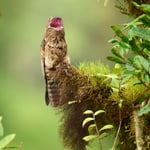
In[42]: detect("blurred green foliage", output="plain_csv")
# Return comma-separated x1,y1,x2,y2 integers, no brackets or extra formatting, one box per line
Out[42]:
0,0,125,149
0,117,17,150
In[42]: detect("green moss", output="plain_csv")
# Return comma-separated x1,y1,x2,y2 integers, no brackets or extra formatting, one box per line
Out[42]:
78,61,111,90
122,79,149,104
78,61,110,76
111,77,150,104
59,61,150,150
77,61,149,106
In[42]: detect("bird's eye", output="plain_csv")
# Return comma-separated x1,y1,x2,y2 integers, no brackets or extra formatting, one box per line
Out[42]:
48,45,51,48
58,47,63,50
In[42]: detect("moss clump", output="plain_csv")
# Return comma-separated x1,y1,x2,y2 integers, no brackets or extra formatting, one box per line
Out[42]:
58,61,150,150
59,62,112,150
111,77,149,104
78,61,110,75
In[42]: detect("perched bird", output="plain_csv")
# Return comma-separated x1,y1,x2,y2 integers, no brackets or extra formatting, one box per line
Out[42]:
40,17,70,107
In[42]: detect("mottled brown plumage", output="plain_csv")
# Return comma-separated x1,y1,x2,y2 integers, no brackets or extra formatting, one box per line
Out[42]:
40,17,70,106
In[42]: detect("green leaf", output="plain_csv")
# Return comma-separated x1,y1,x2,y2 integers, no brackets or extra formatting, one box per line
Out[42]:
99,124,113,132
121,74,132,84
125,64,135,72
112,64,122,74
107,56,125,64
138,103,150,116
111,26,128,42
133,2,150,15
134,57,142,69
118,41,130,49
88,124,96,133
134,70,142,76
83,135,98,142
110,77,120,89
111,47,122,58
119,48,125,58
123,70,133,76
135,55,150,72
130,27,150,41
82,117,94,128
142,41,150,49
140,16,150,27
133,80,142,85
111,47,128,59
83,110,93,115
0,117,3,137
99,132,109,139
143,74,150,82
0,134,16,149
129,38,141,53
108,39,118,43
102,74,119,79
94,110,105,116
88,124,96,129
140,4,150,15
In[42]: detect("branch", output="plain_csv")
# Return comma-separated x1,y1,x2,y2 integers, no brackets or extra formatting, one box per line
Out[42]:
133,108,144,150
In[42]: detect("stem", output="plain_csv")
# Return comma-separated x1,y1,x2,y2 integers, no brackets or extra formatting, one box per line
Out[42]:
112,77,123,150
123,14,145,31
93,113,102,150
112,109,122,150
133,109,144,150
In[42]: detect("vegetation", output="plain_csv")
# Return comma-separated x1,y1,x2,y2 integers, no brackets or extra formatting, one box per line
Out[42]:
0,116,21,150
60,1,150,150
78,1,150,150
0,0,150,150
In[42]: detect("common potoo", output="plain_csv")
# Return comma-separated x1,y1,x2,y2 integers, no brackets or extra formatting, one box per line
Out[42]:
40,17,70,107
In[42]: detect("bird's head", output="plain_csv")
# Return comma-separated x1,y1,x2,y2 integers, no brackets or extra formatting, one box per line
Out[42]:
48,17,63,30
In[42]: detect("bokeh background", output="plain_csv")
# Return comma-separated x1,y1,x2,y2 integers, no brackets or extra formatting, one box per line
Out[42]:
0,0,129,149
